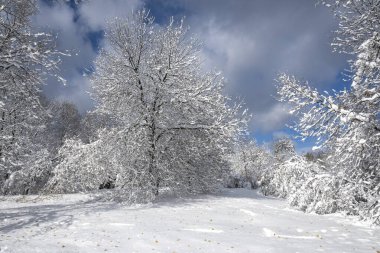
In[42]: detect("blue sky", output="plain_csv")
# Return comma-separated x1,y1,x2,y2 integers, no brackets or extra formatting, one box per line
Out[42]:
35,0,350,152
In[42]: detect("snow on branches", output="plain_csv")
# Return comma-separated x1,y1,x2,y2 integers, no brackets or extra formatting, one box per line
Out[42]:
228,141,273,189
276,1,380,224
50,10,249,201
0,0,63,194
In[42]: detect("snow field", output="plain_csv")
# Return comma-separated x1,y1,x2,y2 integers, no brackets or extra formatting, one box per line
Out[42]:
1,189,379,253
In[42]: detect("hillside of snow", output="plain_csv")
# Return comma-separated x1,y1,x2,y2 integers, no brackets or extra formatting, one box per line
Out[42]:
1,189,379,253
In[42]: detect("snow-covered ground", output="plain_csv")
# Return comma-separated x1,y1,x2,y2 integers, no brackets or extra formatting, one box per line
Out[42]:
0,189,379,253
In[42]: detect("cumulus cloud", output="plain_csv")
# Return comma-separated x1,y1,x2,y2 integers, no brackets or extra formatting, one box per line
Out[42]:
253,103,292,133
272,131,290,140
34,0,141,113
79,0,142,30
157,0,348,132
35,0,348,134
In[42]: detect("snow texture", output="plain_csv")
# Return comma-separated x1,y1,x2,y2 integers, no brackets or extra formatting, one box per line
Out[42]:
1,189,379,253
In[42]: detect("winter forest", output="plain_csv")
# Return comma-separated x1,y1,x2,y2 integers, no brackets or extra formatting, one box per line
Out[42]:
0,0,380,252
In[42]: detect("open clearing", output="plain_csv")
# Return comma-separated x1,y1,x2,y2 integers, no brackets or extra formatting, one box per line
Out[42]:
1,189,379,253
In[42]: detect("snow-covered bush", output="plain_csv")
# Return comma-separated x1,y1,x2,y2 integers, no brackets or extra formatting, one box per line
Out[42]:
289,165,379,224
46,138,114,194
261,155,315,197
288,172,340,214
272,137,296,163
260,147,379,224
229,142,273,189
2,149,52,195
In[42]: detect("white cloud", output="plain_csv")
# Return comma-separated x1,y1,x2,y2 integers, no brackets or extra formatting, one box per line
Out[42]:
180,0,348,133
79,0,142,30
34,0,349,133
272,131,290,139
201,20,256,73
34,0,142,113
55,73,94,113
253,103,292,133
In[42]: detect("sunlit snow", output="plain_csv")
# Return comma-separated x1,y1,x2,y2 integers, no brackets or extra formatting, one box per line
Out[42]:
1,189,379,253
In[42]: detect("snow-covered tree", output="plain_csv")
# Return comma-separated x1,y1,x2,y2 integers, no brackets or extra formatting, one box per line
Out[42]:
0,0,62,194
229,141,273,189
272,137,296,163
46,137,114,194
259,138,298,196
79,111,114,144
50,10,248,200
43,101,81,155
277,0,380,224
